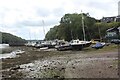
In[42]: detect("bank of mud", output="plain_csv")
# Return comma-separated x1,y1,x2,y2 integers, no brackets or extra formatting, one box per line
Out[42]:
1,46,119,78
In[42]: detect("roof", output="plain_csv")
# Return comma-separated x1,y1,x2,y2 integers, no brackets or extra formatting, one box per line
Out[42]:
107,27,120,32
102,16,116,19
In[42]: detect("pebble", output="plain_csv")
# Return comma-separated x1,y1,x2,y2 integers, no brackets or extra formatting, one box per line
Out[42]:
108,65,113,68
30,69,34,71
53,75,60,78
43,65,48,67
72,67,75,69
10,66,21,70
99,71,101,73
61,67,65,70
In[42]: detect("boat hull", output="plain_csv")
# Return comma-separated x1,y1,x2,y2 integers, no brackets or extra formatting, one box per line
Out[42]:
83,42,92,47
70,45,83,50
55,44,72,51
70,43,91,50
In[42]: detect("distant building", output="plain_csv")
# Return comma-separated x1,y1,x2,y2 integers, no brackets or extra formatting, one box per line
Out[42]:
116,15,120,22
101,16,120,23
101,1,120,23
105,27,120,40
101,16,116,23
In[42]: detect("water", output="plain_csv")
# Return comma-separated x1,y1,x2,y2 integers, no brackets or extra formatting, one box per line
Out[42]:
0,44,9,49
0,50,25,59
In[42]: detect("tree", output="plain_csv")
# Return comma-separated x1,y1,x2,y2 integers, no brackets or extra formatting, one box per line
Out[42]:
45,13,120,41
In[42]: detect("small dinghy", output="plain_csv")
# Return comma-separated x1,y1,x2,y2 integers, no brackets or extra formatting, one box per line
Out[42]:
92,42,105,49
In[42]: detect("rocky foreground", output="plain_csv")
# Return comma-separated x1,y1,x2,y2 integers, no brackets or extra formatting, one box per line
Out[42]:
1,45,119,79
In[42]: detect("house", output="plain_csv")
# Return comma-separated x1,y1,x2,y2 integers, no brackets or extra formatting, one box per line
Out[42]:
116,16,120,22
101,17,116,23
101,16,120,23
105,27,120,41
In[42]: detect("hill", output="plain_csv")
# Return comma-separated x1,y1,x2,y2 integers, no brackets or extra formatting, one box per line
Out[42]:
0,32,27,46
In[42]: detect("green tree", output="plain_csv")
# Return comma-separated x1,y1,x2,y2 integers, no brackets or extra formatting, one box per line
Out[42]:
45,13,120,41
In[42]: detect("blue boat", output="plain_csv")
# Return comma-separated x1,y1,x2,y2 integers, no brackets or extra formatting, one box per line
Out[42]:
92,42,104,49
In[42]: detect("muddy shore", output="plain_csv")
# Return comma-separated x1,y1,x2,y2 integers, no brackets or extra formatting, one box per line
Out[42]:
1,45,119,79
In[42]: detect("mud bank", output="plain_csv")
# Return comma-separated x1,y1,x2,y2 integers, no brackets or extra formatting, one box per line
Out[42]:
18,52,118,78
1,46,119,78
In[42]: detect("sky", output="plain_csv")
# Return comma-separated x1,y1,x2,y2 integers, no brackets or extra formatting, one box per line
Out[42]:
0,0,119,40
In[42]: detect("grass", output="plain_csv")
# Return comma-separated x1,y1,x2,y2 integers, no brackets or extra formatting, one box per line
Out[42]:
82,44,118,54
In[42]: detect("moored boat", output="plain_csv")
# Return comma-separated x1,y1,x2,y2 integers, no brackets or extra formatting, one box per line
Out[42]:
70,39,91,50
92,42,105,49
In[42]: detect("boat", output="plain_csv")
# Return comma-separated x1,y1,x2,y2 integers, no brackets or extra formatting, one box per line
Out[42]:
69,11,91,50
70,39,91,50
25,41,37,47
35,40,56,49
55,39,72,51
55,43,72,51
92,42,105,49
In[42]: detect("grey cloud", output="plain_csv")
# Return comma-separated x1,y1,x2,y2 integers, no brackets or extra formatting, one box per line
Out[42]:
52,7,65,17
19,20,42,26
71,0,114,12
36,7,64,18
87,1,114,12
17,18,59,27
36,8,51,17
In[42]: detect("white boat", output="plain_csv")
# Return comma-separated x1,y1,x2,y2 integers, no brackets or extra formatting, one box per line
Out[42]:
25,41,37,47
69,11,91,50
70,39,91,50
35,40,56,49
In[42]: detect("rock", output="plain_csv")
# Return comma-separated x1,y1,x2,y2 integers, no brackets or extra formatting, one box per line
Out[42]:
61,67,65,70
30,68,34,71
74,61,77,63
53,75,60,78
43,65,48,67
10,66,21,70
48,67,50,69
108,65,113,68
99,71,101,73
72,67,75,69
8,75,11,78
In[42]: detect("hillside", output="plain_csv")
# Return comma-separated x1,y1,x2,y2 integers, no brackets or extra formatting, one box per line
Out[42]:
0,32,26,46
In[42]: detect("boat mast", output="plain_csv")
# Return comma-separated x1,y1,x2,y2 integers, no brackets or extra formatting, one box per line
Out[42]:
81,10,86,41
42,20,46,40
29,31,31,40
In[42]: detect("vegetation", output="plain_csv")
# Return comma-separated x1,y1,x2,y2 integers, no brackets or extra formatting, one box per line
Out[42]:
0,31,26,45
45,13,120,41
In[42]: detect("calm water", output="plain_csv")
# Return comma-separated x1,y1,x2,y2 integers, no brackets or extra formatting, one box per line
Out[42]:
0,44,9,49
0,44,25,59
